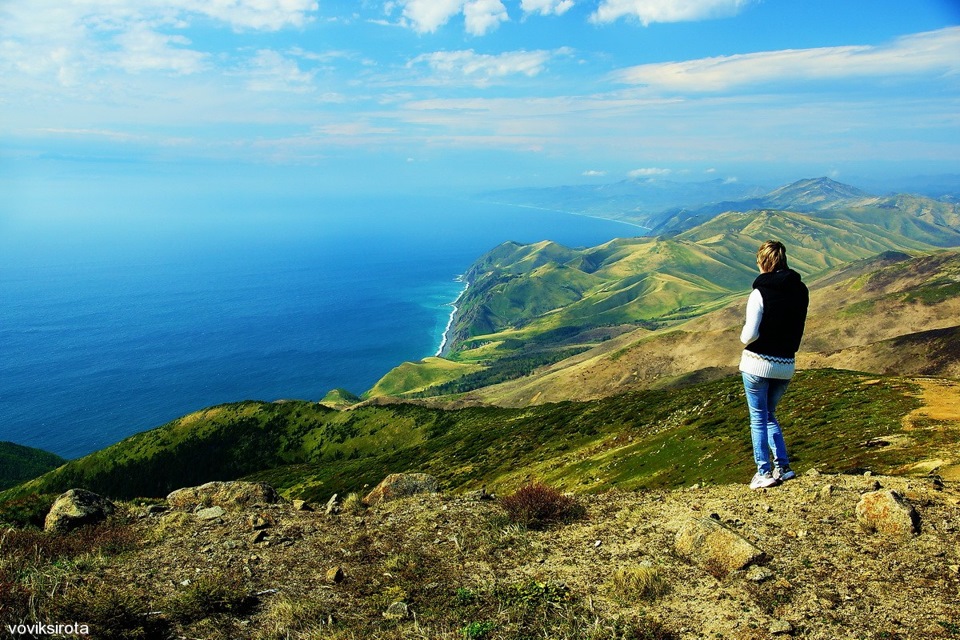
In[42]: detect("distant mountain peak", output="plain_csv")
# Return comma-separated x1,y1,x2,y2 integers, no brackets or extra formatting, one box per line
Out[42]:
765,177,872,207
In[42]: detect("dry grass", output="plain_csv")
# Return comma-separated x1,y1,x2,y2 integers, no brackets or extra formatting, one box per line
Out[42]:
609,565,669,601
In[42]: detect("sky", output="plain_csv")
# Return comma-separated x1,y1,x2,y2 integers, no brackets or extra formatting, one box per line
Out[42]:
1,0,959,198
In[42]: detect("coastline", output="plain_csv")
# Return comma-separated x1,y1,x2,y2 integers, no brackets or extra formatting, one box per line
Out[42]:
435,276,469,357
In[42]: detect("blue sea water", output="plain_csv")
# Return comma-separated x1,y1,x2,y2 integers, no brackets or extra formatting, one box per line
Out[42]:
0,196,639,459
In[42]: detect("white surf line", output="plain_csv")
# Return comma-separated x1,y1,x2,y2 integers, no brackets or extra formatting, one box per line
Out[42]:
435,278,469,357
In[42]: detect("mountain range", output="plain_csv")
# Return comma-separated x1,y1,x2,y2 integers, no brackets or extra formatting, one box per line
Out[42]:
3,176,960,509
365,178,960,403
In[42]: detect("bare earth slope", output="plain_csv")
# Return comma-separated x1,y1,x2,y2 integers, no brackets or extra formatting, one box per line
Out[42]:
12,471,957,639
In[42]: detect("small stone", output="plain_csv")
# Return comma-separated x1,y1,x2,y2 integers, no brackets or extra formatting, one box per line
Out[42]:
383,601,409,620
819,485,834,499
250,530,268,544
746,566,774,583
863,471,873,477
195,506,225,520
769,619,793,635
594,540,602,547
866,480,882,491
292,499,313,511
325,494,340,515
804,468,821,477
250,514,271,530
326,566,345,584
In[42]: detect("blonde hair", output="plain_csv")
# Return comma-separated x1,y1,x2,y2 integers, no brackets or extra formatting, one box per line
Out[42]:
757,240,788,273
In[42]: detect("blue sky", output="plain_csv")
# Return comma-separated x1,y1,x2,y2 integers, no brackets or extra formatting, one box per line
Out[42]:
1,0,959,196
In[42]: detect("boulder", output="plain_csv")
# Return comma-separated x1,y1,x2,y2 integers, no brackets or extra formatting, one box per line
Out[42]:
856,490,920,536
363,473,439,506
675,516,766,578
44,489,115,533
166,481,281,511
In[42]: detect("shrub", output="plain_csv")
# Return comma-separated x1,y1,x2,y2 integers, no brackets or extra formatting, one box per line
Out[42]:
341,492,365,515
463,620,497,639
0,493,57,528
499,482,585,530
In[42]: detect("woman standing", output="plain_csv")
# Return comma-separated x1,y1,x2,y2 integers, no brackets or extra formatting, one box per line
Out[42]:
740,240,809,489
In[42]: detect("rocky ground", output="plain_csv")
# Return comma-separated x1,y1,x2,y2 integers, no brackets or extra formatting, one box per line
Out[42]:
6,470,958,640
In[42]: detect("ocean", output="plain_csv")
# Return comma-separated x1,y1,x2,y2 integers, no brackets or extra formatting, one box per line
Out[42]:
0,196,640,459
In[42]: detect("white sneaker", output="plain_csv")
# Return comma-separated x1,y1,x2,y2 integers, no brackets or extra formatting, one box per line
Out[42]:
750,472,779,490
774,467,796,481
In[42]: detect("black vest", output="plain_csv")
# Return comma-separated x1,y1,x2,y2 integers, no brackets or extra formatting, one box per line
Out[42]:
748,269,809,358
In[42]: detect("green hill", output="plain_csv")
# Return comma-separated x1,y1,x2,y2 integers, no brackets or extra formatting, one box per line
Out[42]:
4,369,950,506
444,250,960,408
378,202,955,401
0,442,66,491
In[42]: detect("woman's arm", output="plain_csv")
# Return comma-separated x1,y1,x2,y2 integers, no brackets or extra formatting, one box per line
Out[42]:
740,289,764,345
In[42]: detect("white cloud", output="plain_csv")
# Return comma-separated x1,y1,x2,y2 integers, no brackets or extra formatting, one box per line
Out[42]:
243,50,315,93
592,0,752,25
178,0,319,31
463,0,509,36
391,0,508,35
583,169,606,176
408,48,570,85
112,24,208,75
628,167,671,177
0,0,320,87
521,0,575,16
611,27,960,91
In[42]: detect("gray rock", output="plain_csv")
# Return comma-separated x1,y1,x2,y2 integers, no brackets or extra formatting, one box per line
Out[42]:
44,489,115,533
195,506,226,520
770,619,793,635
364,473,439,506
675,517,766,578
383,601,409,619
325,493,340,515
746,566,774,583
167,481,281,511
856,490,920,536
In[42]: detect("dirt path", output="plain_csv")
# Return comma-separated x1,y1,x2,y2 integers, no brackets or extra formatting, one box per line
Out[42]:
901,377,960,480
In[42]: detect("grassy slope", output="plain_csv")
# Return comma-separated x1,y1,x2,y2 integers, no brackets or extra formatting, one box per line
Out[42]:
0,442,66,491
366,357,483,398
3,370,938,506
448,250,960,407
374,206,953,399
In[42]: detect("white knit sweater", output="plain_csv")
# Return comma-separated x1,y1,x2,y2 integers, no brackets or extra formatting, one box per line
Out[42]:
739,288,796,379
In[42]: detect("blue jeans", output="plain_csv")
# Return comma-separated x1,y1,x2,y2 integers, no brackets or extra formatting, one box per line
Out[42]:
742,373,791,475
